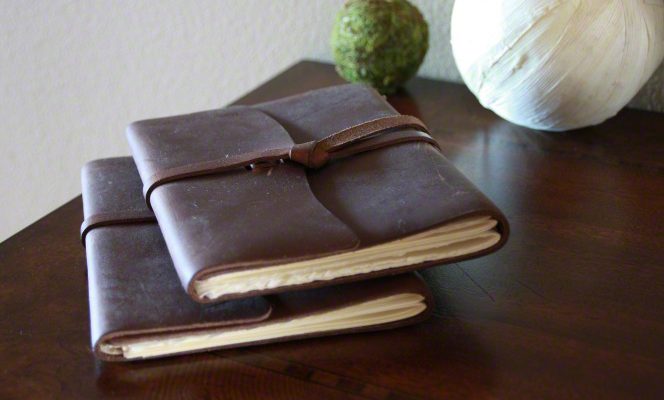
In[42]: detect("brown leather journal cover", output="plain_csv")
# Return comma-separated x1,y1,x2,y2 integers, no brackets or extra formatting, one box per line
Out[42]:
127,84,509,302
82,157,432,361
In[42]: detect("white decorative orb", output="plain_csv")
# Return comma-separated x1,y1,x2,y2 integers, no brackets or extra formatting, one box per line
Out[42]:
451,0,664,131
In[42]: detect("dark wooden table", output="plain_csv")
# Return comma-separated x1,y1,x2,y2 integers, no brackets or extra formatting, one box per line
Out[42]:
1,61,662,399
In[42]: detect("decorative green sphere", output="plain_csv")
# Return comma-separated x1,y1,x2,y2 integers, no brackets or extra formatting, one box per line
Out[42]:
331,0,429,94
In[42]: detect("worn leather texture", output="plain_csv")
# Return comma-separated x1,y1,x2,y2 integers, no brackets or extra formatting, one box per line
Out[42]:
127,84,509,302
82,157,432,362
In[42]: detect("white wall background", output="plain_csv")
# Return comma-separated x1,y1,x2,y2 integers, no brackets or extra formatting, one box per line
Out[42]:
1,0,662,242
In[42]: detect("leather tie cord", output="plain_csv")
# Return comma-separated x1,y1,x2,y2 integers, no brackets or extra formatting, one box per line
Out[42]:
80,115,436,243
142,114,438,207
80,210,156,245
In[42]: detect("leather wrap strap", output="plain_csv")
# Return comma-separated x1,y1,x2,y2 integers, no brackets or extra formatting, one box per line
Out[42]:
81,210,156,245
143,114,436,206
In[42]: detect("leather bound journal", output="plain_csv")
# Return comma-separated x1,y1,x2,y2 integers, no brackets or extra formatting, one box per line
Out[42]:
82,157,432,361
127,83,509,303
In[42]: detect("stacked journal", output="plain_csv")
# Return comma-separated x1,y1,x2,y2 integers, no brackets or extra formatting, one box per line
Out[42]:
81,83,508,361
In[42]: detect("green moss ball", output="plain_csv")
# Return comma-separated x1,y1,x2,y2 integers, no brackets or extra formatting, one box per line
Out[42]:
331,0,429,94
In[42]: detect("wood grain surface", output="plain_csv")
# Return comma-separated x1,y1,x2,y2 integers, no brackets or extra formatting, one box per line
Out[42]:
0,61,662,399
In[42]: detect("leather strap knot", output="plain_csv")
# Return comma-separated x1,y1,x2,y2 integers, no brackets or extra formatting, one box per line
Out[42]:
289,141,330,169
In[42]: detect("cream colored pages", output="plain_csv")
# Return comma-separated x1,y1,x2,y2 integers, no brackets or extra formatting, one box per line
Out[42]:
101,293,426,360
195,215,500,300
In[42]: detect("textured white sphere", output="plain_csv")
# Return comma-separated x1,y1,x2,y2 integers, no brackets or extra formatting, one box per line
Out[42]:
451,0,664,131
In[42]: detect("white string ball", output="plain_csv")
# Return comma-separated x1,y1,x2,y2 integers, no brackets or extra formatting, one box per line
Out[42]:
451,0,664,131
